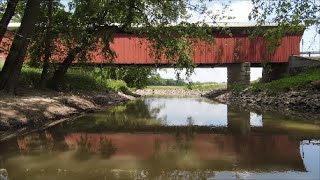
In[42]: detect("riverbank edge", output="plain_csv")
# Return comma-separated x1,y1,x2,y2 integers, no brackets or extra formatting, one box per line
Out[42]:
136,87,320,120
0,89,136,136
204,87,320,120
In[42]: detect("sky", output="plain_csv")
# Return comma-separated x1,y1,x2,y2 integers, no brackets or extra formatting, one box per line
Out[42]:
60,0,320,83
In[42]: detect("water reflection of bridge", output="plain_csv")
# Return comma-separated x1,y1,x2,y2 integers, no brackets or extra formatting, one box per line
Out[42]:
1,123,319,179
60,132,305,172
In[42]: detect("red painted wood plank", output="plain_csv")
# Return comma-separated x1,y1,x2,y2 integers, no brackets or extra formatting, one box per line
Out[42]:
0,32,303,65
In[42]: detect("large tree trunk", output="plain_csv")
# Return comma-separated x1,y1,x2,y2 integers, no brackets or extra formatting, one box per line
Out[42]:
39,0,53,89
0,0,41,93
0,0,19,42
50,47,81,90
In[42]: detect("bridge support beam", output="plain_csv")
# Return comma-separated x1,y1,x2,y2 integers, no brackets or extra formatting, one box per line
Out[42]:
261,63,288,82
227,62,250,90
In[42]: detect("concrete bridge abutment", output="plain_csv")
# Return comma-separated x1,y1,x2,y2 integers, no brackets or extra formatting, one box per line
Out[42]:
227,62,251,90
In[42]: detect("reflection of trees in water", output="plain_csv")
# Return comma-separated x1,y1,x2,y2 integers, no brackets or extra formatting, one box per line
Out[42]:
153,128,195,157
150,128,196,177
110,169,215,180
17,131,54,156
92,99,166,128
73,134,117,161
99,137,117,159
0,139,20,167
14,129,70,156
46,126,70,152
52,98,167,132
74,135,93,161
187,116,194,126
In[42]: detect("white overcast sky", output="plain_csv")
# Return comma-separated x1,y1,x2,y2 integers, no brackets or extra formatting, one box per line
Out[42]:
61,0,320,82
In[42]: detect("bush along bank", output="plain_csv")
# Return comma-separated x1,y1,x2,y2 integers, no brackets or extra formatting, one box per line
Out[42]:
0,64,142,133
206,69,320,114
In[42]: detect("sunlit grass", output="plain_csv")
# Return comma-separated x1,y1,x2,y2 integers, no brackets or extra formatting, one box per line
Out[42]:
1,63,128,92
251,68,320,93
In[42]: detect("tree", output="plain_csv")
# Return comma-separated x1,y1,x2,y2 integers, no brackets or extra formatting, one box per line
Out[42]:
0,0,41,93
46,0,215,90
39,0,53,89
0,0,19,43
249,0,319,51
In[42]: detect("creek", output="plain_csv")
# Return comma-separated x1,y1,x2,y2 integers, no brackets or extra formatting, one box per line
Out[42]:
0,96,319,180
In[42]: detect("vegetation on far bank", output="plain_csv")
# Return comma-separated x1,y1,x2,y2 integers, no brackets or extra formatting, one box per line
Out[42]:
147,82,225,91
250,68,320,94
147,72,226,90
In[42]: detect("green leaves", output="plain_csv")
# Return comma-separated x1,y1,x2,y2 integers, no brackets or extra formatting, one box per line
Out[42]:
250,0,319,52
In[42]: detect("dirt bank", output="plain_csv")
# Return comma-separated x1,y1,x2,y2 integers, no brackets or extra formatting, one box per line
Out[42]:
0,89,134,131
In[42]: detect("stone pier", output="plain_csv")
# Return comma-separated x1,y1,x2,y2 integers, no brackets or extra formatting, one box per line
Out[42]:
261,63,288,82
227,62,250,89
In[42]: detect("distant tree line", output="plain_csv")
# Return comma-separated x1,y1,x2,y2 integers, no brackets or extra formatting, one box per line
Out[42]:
147,73,187,86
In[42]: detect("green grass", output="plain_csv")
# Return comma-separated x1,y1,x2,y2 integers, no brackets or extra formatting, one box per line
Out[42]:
0,63,128,92
251,68,320,93
62,68,128,92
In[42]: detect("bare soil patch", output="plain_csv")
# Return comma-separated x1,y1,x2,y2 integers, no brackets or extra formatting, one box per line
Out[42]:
0,89,133,131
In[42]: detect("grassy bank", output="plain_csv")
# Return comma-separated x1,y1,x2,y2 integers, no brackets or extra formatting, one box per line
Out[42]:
251,68,320,93
0,62,128,92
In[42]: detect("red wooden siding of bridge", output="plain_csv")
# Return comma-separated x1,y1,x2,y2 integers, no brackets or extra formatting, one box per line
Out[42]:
92,34,302,64
0,33,302,64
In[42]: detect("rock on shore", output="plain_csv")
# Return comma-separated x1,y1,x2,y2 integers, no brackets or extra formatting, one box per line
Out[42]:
205,87,320,119
230,89,320,112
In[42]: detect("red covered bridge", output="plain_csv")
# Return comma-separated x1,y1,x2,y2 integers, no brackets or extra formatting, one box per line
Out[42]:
98,31,302,66
1,24,304,87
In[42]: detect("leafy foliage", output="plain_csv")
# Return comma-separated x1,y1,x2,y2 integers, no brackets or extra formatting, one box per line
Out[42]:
249,0,319,52
106,67,154,89
27,0,219,89
147,73,187,86
0,0,25,22
17,64,130,92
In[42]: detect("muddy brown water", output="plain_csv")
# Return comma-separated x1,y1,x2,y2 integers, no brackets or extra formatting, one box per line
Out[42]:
0,96,319,180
